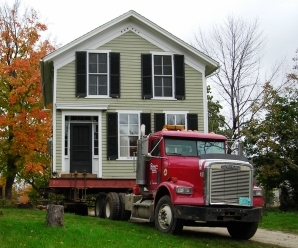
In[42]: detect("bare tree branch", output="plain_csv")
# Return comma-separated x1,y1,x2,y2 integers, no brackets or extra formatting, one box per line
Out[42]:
192,14,285,142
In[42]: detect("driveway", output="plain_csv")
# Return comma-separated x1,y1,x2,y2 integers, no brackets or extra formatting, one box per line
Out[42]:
183,226,298,248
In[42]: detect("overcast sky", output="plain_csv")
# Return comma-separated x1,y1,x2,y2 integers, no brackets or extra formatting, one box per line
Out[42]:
5,0,298,75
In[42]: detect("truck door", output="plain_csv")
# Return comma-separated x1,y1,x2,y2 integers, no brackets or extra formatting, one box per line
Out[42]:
148,138,162,192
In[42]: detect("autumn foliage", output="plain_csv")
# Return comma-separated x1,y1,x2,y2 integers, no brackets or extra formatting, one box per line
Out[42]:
0,0,55,200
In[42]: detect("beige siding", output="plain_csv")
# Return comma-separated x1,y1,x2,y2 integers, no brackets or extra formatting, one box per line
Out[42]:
55,31,204,178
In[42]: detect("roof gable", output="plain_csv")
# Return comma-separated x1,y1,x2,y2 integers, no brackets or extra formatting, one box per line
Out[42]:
42,10,218,76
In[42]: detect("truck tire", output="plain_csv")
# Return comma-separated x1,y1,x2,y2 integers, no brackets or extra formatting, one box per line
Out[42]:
227,221,259,240
154,195,183,235
95,192,107,218
118,193,131,221
104,192,120,220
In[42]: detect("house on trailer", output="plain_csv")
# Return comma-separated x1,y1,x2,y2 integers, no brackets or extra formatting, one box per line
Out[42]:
40,10,219,179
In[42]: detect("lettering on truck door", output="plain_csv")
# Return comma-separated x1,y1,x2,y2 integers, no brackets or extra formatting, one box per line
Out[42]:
148,138,162,191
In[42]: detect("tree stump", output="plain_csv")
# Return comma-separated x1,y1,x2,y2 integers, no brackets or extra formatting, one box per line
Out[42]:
46,204,64,227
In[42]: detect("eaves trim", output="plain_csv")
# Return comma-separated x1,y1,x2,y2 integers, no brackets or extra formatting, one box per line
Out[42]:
56,103,109,110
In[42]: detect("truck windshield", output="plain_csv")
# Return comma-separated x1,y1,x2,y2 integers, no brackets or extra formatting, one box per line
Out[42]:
165,138,225,156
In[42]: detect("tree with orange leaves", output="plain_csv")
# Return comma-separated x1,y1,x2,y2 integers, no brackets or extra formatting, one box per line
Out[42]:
0,0,55,201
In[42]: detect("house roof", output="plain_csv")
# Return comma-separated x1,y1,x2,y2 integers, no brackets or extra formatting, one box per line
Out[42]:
42,10,219,76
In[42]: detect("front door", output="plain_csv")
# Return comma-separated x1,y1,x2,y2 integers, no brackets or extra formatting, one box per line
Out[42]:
70,123,92,173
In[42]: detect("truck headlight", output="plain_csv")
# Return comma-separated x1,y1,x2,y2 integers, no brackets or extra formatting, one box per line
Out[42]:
176,186,193,194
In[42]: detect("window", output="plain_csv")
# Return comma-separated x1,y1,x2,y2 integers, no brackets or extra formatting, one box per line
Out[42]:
165,138,225,157
151,139,161,156
65,123,69,156
76,51,120,98
154,55,173,97
107,112,151,160
197,141,225,155
119,113,140,158
154,113,198,132
141,54,185,100
165,138,197,156
94,124,98,155
88,53,108,95
166,113,186,126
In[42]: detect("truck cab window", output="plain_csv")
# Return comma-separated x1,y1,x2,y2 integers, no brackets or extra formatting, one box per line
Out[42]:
151,139,160,156
165,138,197,156
165,138,225,156
197,141,225,155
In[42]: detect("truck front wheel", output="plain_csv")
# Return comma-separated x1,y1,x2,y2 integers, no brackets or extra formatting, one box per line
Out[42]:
227,221,259,240
154,195,183,235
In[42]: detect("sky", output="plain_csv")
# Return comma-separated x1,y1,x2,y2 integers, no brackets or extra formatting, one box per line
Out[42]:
5,0,298,75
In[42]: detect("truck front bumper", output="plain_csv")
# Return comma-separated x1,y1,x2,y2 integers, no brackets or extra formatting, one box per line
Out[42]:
174,205,262,222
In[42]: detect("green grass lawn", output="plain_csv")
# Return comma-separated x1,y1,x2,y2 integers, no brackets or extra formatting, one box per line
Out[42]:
0,207,294,248
259,208,298,234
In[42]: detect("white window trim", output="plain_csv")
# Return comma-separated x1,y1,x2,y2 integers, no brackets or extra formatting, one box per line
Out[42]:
87,50,111,98
116,110,142,160
163,110,189,128
151,52,175,100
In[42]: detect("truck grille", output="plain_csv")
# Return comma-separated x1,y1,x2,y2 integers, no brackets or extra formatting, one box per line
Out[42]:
209,167,251,205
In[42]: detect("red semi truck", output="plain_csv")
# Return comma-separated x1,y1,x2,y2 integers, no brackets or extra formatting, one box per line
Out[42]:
48,125,263,240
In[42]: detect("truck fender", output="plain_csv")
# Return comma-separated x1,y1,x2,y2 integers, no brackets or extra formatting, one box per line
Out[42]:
155,180,194,209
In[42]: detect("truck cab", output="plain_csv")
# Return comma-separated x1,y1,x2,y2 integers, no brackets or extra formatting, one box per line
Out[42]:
126,125,263,239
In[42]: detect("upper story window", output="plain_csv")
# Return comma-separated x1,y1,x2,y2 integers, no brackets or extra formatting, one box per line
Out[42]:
88,53,108,96
76,51,120,98
154,55,173,97
141,53,185,100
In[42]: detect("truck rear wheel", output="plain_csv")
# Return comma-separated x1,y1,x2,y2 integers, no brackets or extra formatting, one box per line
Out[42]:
227,221,259,240
118,193,131,221
95,192,106,218
154,195,183,235
104,192,120,220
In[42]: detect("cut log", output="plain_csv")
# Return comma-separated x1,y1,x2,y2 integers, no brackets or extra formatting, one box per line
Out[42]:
46,204,64,227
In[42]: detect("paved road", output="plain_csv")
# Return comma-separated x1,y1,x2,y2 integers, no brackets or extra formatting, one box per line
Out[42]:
183,226,298,248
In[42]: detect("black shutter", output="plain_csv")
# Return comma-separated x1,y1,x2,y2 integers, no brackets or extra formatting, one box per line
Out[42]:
187,114,198,130
76,51,87,97
154,113,165,132
107,113,118,160
110,52,120,98
141,113,151,135
141,54,153,99
174,54,185,100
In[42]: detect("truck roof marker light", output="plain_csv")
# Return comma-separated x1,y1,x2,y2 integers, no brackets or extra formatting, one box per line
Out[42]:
162,125,185,131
